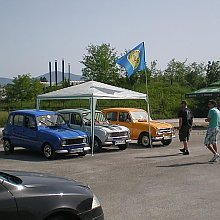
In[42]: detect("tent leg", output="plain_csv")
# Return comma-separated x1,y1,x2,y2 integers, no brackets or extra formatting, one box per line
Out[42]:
90,97,97,156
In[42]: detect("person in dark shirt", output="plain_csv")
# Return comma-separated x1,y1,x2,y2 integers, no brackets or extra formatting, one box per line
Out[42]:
178,100,193,155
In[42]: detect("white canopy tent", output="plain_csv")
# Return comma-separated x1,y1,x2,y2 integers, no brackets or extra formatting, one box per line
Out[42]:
36,80,148,154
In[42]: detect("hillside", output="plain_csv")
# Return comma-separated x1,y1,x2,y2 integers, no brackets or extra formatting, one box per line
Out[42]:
36,71,82,82
0,72,83,86
0,77,13,86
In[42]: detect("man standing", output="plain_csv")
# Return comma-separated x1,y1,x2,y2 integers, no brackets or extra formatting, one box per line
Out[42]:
204,100,220,162
178,100,193,155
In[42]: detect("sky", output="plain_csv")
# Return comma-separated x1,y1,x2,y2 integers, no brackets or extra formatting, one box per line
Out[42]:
1,0,220,79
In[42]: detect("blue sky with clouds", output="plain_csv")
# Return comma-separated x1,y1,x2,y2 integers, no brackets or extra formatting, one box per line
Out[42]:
1,0,220,78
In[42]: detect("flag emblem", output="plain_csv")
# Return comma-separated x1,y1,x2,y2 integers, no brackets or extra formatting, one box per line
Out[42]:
127,50,140,70
116,42,146,78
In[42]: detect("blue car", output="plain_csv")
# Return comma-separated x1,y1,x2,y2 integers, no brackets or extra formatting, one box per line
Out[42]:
1,110,90,159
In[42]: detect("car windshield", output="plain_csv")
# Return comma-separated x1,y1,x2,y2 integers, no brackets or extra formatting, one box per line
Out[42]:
36,114,66,127
0,172,22,184
130,111,152,121
82,112,109,125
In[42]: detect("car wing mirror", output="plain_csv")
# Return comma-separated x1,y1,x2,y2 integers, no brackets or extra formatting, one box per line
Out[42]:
30,126,37,131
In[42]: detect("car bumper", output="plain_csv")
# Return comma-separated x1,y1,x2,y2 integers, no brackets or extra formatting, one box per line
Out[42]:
103,139,131,146
152,134,175,141
79,206,104,220
55,144,90,154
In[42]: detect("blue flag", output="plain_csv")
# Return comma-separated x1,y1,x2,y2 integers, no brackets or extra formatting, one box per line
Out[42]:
116,42,146,78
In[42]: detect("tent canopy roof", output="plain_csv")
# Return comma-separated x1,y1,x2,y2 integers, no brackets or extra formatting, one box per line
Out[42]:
37,80,147,101
186,86,220,98
209,81,220,87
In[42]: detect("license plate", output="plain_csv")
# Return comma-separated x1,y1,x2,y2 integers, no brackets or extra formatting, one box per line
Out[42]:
163,136,171,140
115,140,125,145
70,148,83,153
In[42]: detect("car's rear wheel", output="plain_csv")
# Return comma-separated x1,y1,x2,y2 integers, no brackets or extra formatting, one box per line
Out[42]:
42,143,56,159
139,133,151,148
3,139,14,154
118,143,128,150
93,137,102,153
161,139,172,146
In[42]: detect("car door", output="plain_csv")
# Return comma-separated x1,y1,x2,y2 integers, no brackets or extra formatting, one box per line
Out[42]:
0,184,18,219
118,111,134,138
22,116,39,150
11,114,25,147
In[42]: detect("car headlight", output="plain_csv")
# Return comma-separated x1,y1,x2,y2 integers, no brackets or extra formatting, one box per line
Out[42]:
157,129,162,135
83,137,87,143
92,194,101,209
61,140,66,146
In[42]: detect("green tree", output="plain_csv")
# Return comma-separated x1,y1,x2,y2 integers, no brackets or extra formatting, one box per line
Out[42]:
81,43,121,85
150,60,163,81
164,59,188,85
206,61,220,85
185,62,206,89
5,74,44,101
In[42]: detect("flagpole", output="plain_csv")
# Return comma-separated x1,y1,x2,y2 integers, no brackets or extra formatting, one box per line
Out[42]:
116,41,151,146
145,68,152,148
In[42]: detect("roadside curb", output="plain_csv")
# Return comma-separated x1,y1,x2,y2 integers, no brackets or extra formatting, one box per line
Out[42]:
158,118,208,130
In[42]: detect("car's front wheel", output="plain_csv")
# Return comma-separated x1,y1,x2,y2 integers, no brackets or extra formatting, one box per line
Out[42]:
139,133,151,147
78,151,87,156
93,137,102,153
161,139,172,146
3,139,14,154
42,143,56,159
118,143,128,150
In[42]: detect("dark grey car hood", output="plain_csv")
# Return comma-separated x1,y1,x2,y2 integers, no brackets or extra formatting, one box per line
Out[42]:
3,170,91,195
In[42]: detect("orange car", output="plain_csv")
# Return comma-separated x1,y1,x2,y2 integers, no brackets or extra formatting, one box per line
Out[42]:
102,108,175,147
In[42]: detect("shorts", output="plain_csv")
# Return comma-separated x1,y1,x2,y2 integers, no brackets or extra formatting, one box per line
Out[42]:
179,126,190,142
204,127,219,145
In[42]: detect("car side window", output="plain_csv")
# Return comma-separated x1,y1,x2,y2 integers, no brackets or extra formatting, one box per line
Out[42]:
13,115,24,127
119,112,130,122
7,114,13,125
106,112,117,121
61,113,70,123
24,116,36,129
71,113,82,125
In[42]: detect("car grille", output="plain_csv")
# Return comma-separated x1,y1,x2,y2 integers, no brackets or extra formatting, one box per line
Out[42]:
159,128,172,133
65,138,85,145
109,132,128,137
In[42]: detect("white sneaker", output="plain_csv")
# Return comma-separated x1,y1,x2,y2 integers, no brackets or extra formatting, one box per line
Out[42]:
209,153,220,162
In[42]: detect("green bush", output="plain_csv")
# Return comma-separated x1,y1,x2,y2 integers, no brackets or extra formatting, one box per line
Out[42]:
0,111,9,127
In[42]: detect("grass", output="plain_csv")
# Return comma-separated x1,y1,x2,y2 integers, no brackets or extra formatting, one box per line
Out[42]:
0,111,9,127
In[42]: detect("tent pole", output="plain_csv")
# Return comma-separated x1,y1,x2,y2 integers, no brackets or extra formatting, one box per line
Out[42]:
90,98,94,156
145,69,152,147
90,97,97,156
36,99,40,110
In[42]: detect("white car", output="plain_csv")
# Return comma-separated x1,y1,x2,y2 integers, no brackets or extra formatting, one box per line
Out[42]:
58,109,131,152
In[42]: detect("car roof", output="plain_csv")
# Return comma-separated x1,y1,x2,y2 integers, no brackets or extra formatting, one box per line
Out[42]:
102,108,146,112
10,109,57,117
58,108,102,114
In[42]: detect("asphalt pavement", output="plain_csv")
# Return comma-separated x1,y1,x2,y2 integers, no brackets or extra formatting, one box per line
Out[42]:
0,128,220,220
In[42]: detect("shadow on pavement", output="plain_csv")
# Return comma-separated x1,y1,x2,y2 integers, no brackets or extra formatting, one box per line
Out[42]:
136,153,181,159
0,148,85,162
94,148,124,154
129,143,167,149
0,146,122,162
157,161,209,167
